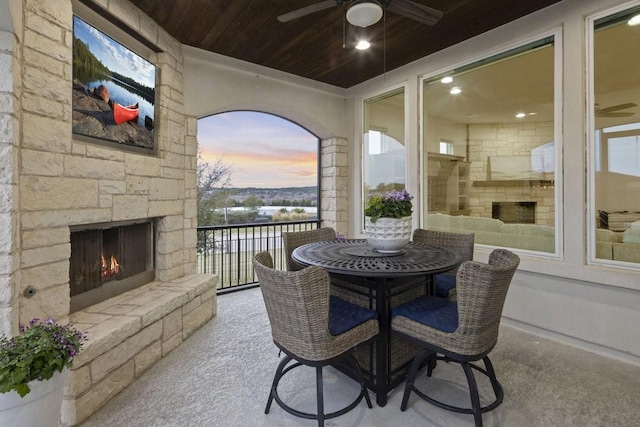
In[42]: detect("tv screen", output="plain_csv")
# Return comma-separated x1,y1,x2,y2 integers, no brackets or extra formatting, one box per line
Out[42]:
72,16,156,150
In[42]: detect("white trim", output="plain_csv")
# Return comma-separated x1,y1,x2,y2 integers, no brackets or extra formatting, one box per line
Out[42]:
418,28,564,260
586,0,640,274
355,82,409,237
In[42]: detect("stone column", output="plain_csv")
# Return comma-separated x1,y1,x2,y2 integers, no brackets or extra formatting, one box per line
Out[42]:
0,0,21,336
321,137,349,236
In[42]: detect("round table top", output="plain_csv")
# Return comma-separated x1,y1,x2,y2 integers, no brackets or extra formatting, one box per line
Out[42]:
292,239,461,278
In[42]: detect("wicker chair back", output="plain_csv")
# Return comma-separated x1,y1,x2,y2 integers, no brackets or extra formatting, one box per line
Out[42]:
282,227,336,271
412,229,474,277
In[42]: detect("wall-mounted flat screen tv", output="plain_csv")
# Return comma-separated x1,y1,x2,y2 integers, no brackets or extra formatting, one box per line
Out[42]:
72,16,156,151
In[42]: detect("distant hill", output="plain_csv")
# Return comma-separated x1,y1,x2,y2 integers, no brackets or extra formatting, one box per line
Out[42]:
207,186,318,205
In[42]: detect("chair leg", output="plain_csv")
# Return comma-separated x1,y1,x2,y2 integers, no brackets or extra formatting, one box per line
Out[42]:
316,366,324,427
462,361,483,427
426,352,437,377
483,356,504,404
401,349,430,411
266,354,291,414
346,352,372,408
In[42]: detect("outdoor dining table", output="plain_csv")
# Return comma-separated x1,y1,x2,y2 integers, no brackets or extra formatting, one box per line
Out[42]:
291,238,461,406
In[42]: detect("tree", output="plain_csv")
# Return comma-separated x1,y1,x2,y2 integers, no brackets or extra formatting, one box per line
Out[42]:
243,195,264,210
197,148,233,226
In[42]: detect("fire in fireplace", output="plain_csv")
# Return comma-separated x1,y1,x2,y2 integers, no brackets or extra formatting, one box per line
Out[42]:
70,220,155,312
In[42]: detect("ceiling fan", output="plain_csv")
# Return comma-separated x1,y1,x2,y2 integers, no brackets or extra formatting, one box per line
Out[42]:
595,102,637,117
278,0,444,27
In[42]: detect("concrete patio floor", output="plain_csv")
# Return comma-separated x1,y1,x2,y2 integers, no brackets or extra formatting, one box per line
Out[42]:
81,287,640,426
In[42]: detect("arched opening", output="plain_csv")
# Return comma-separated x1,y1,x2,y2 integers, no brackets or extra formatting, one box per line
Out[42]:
196,110,321,290
197,110,320,226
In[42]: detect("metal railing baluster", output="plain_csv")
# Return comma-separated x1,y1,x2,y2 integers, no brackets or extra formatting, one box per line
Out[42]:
196,220,321,293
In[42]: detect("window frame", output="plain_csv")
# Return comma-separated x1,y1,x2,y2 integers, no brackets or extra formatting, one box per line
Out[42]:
358,83,410,235
418,29,564,259
586,3,640,270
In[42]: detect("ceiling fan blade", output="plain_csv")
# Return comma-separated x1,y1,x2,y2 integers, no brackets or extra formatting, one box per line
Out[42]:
386,0,444,26
277,0,338,23
596,102,637,114
597,112,635,117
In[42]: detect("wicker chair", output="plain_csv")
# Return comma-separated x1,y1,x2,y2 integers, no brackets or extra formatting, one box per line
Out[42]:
391,249,519,427
253,252,379,426
282,227,337,271
412,228,474,300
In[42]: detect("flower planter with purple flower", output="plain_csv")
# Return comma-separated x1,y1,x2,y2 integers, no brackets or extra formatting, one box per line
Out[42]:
364,189,413,253
0,318,86,427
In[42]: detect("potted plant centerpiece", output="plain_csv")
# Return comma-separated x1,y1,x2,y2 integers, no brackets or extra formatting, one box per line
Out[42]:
0,318,86,427
364,188,413,253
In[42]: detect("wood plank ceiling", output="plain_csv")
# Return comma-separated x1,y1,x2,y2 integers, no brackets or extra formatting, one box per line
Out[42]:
128,0,563,88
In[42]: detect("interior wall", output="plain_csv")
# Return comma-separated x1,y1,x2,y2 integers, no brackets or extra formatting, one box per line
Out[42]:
467,122,555,225
424,115,467,155
346,0,640,365
367,94,404,144
595,172,640,212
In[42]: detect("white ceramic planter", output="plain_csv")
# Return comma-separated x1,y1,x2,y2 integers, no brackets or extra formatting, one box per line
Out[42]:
364,216,412,253
0,368,68,427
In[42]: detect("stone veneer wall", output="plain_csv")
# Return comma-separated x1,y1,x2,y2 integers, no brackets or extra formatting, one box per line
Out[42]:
0,1,20,337
0,0,217,423
321,136,348,235
0,0,200,329
467,122,555,226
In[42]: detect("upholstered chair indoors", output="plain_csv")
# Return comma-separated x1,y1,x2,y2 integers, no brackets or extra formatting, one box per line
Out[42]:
412,229,474,300
391,249,519,427
252,251,379,426
282,227,337,271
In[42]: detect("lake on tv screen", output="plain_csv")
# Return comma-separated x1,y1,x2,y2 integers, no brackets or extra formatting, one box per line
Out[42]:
72,16,156,150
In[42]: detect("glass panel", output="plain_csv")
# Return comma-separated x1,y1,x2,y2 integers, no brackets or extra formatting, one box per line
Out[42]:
592,8,640,264
423,38,556,254
363,88,406,217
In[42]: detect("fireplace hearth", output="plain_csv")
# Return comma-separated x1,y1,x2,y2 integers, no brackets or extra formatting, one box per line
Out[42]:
70,220,155,312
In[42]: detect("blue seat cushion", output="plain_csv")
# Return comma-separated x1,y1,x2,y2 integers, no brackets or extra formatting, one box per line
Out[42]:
328,295,378,336
435,274,456,298
391,295,458,333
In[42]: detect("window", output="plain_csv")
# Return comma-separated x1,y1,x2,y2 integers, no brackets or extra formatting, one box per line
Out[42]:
440,139,454,155
363,88,406,220
422,36,559,254
589,6,640,266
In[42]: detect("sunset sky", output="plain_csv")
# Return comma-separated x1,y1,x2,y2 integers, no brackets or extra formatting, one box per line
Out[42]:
197,111,319,188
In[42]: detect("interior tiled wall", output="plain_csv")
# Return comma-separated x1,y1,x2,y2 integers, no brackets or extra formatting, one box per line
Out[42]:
468,122,555,226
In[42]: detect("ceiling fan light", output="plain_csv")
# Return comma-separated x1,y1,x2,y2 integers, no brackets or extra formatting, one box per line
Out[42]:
355,40,371,50
628,14,640,26
346,2,383,28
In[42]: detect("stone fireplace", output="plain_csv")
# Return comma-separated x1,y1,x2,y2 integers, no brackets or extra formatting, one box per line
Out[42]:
492,201,537,224
0,1,217,425
69,220,156,312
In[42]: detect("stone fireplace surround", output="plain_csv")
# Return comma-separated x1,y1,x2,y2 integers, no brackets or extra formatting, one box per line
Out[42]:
0,0,217,424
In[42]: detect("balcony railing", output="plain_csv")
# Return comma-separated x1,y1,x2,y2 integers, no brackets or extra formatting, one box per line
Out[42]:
197,220,321,293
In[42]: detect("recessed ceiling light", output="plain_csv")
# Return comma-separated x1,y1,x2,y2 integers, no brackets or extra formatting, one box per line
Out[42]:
355,40,371,50
516,112,526,118
450,87,461,95
440,76,453,84
628,14,640,26
527,112,538,116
